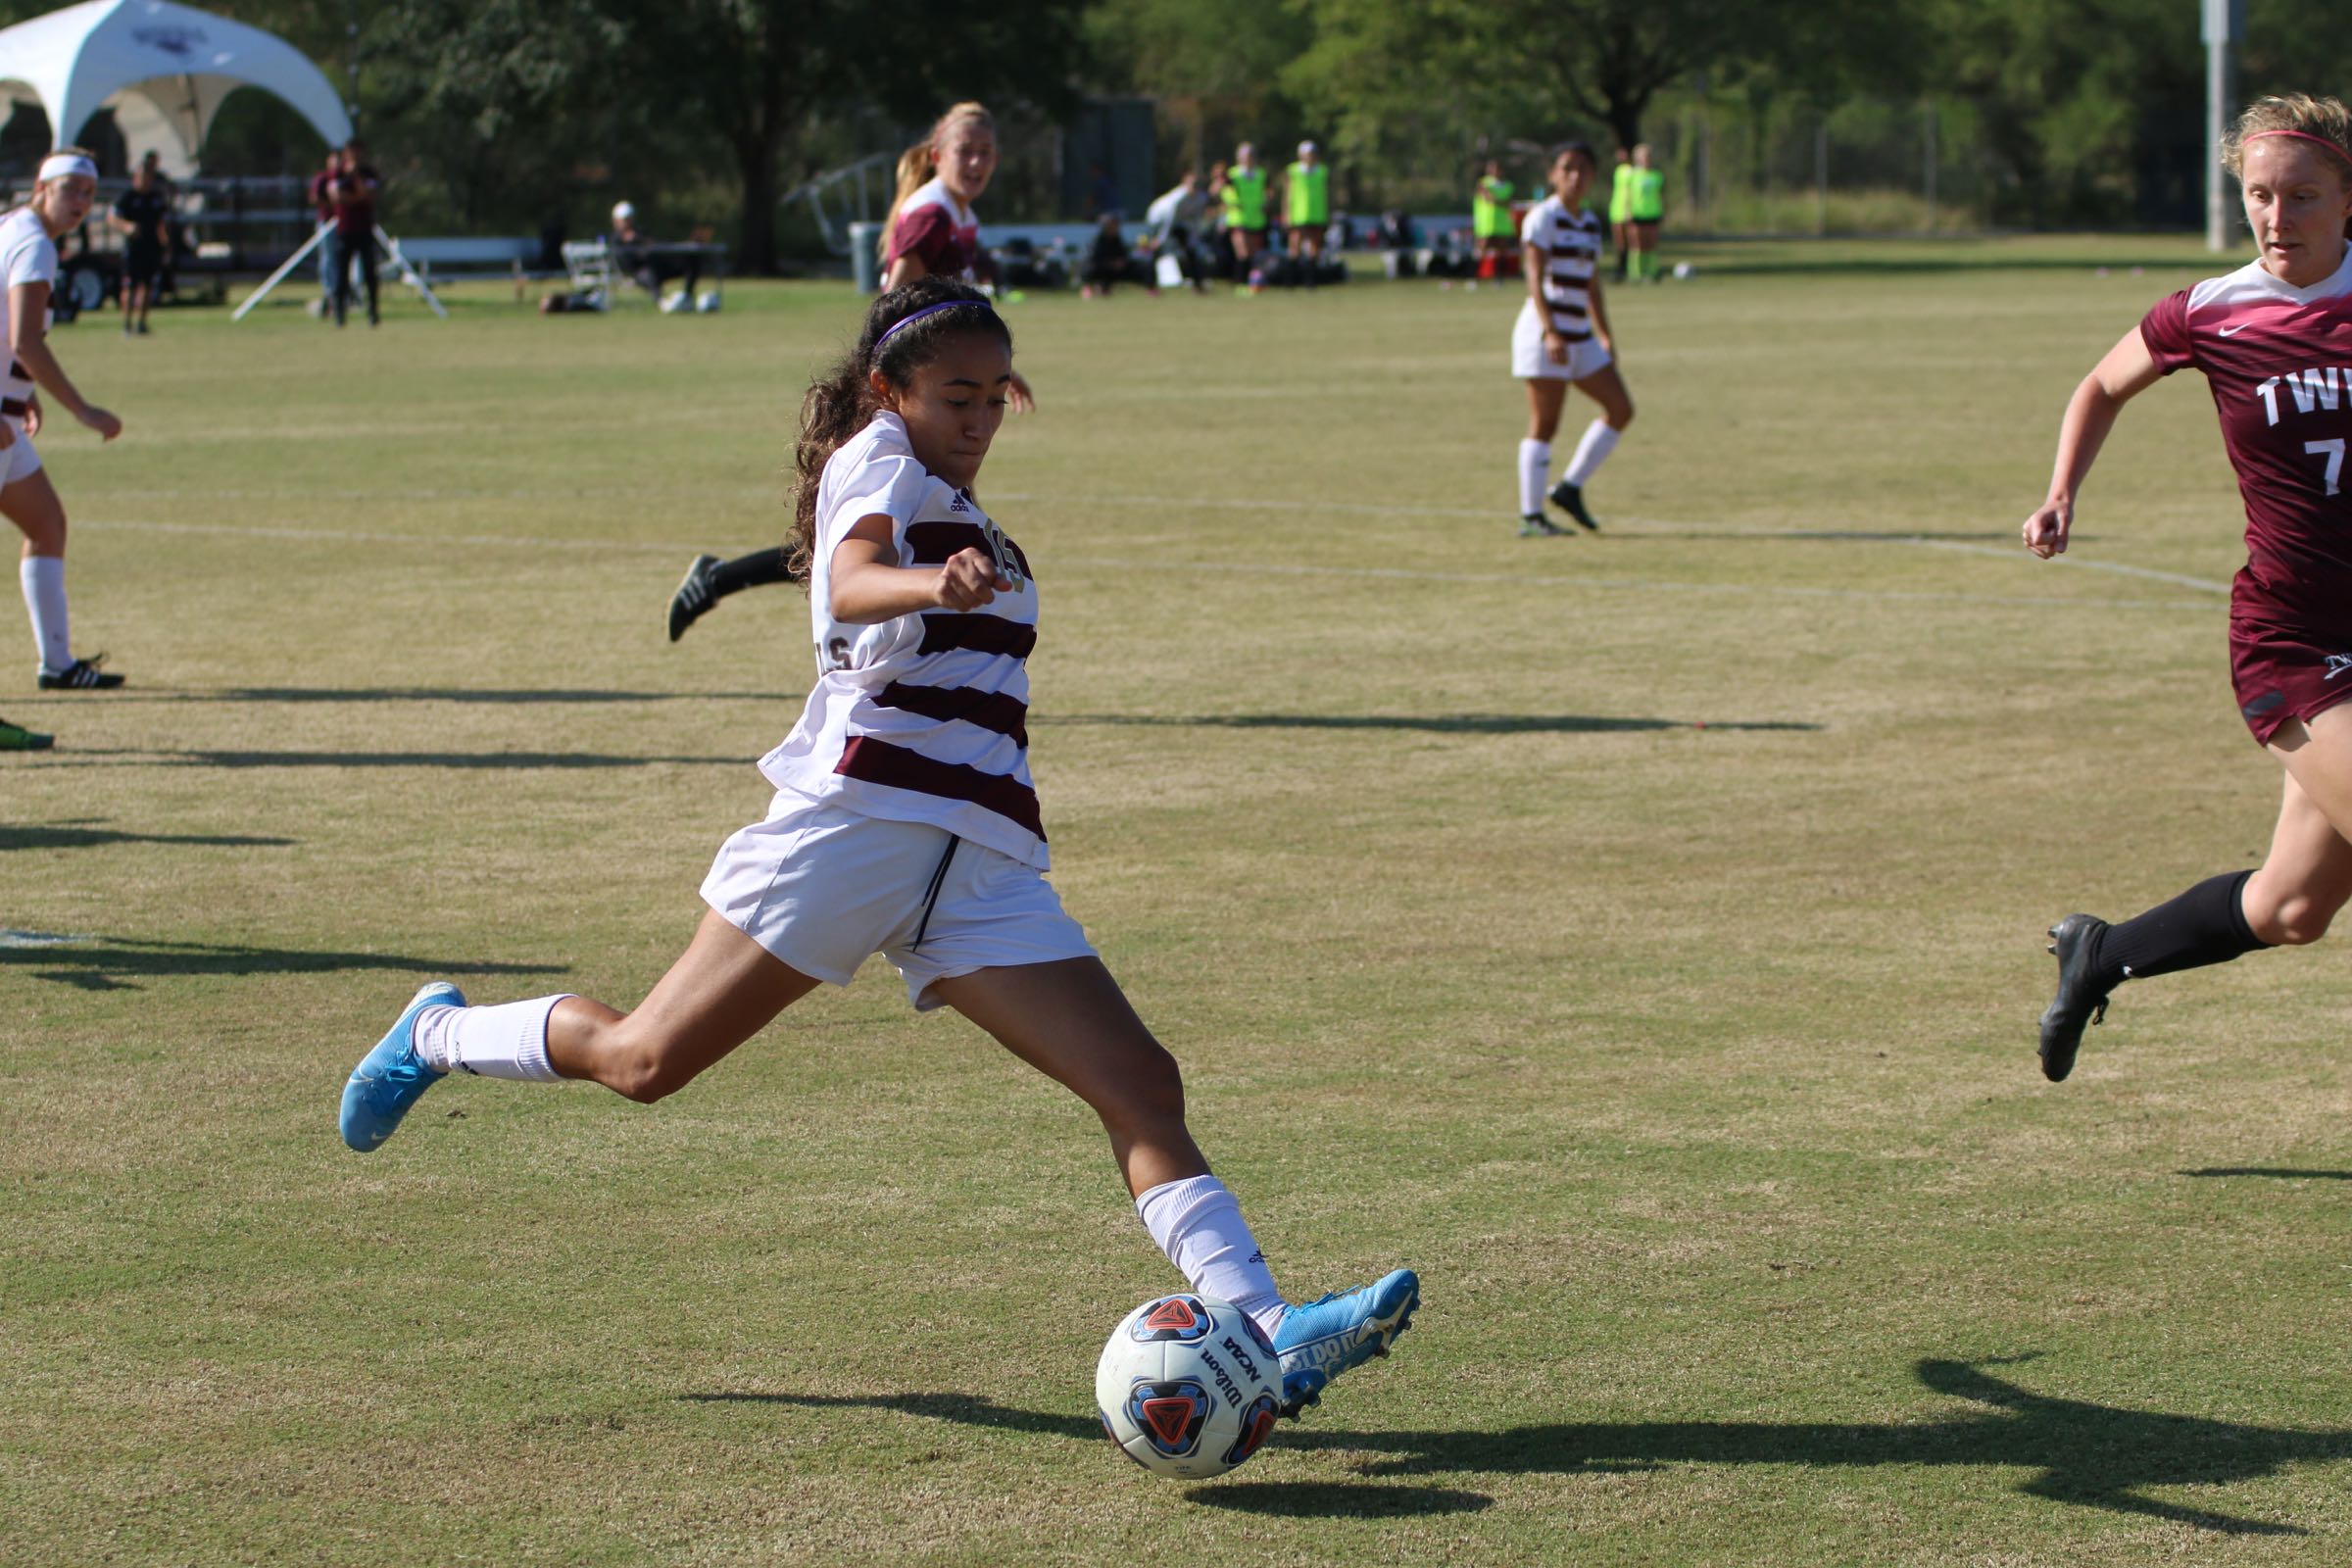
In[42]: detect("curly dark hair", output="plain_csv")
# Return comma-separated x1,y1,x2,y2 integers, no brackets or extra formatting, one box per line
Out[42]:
787,277,1013,578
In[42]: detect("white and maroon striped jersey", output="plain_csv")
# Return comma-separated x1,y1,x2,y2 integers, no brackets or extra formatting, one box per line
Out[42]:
2139,249,2352,627
0,207,55,403
760,410,1046,867
1520,195,1601,341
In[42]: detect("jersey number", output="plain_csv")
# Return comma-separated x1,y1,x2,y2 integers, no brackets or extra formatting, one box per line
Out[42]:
978,516,1027,592
2307,438,2345,498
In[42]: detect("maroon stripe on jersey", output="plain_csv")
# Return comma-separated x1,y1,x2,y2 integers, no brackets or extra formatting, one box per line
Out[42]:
918,612,1036,660
835,735,1045,839
875,679,1030,746
905,519,990,565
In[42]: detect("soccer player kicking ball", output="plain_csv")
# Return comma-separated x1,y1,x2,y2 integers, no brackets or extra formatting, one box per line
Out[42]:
345,277,1417,1416
2028,95,2352,1081
1511,142,1634,538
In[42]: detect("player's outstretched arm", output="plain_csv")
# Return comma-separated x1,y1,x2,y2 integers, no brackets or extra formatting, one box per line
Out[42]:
10,280,117,439
2024,326,2158,559
829,515,1008,622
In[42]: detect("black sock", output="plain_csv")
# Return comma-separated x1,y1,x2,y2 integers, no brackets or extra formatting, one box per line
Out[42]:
710,547,800,598
2095,869,2269,985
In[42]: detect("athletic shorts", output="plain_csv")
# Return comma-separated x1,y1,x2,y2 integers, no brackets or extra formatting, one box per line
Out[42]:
1512,304,1613,381
124,241,163,284
0,418,46,487
2229,611,2352,745
700,792,1096,1010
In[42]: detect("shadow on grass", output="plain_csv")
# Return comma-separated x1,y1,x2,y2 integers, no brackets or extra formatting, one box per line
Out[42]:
1186,1481,1493,1517
210,688,782,706
1050,713,1818,735
704,1359,2351,1534
0,821,295,851
34,749,744,769
2,935,564,992
2181,1167,2352,1181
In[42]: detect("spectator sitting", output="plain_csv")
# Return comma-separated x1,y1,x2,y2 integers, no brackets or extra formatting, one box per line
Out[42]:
1079,213,1147,297
611,200,700,309
1144,172,1211,293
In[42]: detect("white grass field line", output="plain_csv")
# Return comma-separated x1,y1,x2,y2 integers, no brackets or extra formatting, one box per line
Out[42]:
81,513,2227,612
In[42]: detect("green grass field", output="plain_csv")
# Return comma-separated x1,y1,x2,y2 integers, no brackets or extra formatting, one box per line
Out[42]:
7,235,2351,1566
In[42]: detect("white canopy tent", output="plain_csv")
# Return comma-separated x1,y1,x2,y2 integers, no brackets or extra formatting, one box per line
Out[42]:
0,0,349,177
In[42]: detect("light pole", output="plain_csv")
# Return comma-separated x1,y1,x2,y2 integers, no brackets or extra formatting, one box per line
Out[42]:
2204,0,2242,252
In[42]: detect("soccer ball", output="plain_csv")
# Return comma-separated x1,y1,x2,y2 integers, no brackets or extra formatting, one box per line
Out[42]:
1095,1293,1282,1479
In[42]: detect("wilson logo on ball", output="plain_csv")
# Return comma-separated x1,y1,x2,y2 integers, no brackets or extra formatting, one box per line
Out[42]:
1132,1294,1212,1343
1126,1381,1210,1455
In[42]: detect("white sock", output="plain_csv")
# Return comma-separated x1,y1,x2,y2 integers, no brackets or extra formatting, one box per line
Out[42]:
414,996,572,1082
20,556,68,672
1136,1174,1287,1337
1563,419,1621,488
1516,439,1550,516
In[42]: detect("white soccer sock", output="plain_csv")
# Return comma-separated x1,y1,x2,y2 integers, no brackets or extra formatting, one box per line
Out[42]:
414,995,572,1082
1563,419,1621,488
1516,439,1550,516
20,555,68,672
1136,1174,1287,1336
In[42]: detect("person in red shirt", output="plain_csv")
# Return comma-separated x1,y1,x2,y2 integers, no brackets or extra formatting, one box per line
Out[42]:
2027,93,2352,1082
325,140,380,327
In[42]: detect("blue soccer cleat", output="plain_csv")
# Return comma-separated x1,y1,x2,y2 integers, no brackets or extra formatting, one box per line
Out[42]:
1272,1266,1420,1417
340,981,465,1152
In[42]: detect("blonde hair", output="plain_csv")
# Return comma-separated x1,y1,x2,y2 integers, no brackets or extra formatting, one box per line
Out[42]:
2222,93,2352,179
877,102,995,264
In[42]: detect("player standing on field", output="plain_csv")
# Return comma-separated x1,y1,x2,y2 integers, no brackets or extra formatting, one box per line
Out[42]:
1511,142,1634,538
668,102,1033,643
2028,94,2352,1082
345,277,1420,1417
5,148,124,691
111,155,170,336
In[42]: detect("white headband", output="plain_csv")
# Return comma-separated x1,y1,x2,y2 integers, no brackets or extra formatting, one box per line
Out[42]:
37,153,95,185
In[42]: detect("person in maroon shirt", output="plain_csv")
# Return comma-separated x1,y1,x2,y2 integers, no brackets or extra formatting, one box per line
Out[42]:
325,140,380,327
2026,93,2352,1082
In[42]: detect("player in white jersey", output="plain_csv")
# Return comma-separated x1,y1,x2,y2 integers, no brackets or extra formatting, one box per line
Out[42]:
3,149,123,689
342,277,1420,1418
1510,141,1635,538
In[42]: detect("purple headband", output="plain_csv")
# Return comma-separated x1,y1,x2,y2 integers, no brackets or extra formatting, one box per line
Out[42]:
875,299,994,349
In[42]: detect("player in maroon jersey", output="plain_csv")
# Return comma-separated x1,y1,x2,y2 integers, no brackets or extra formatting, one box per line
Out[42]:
2025,94,2352,1081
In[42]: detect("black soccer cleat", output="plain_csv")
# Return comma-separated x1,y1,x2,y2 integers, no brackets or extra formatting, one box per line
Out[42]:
666,554,723,642
37,655,122,690
2038,913,2113,1082
1547,480,1601,532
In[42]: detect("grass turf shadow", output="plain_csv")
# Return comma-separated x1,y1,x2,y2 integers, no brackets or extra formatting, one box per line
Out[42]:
2180,1167,2352,1181
1051,713,1819,735
31,749,746,769
706,1358,2351,1535
2,935,564,992
679,1393,1492,1516
0,822,296,851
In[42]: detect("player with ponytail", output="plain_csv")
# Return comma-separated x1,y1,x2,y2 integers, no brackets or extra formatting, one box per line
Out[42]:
669,104,1030,642
348,277,1420,1419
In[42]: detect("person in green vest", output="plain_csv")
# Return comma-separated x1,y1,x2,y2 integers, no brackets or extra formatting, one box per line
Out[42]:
1607,145,1635,281
1284,140,1330,275
1628,142,1666,282
1215,142,1268,276
1472,157,1516,282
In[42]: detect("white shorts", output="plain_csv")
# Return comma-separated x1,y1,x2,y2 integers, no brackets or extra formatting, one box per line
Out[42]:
1511,304,1613,382
0,418,44,487
700,792,1096,1010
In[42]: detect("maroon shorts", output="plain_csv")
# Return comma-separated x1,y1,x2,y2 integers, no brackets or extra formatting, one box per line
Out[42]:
2230,614,2352,744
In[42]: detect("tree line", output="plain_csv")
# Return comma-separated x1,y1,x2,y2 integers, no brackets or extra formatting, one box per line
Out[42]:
0,0,2344,267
